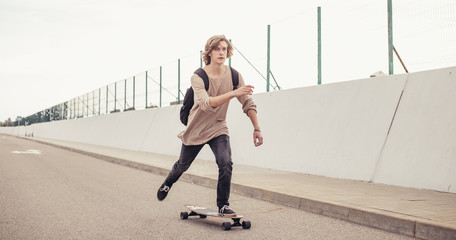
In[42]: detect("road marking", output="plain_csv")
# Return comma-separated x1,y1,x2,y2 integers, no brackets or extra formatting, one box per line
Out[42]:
11,149,42,155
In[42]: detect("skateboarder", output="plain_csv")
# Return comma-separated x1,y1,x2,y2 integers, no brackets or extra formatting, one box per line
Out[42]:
157,35,263,215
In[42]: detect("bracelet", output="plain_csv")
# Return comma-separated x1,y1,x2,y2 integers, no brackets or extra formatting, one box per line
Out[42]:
254,129,261,132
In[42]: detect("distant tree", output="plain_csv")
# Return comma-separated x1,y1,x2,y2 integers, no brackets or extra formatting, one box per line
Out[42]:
7,118,13,126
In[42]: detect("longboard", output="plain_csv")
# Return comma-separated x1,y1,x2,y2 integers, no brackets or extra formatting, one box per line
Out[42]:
180,205,251,230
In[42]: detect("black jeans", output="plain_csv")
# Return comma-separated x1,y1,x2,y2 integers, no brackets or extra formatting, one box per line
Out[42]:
164,134,233,208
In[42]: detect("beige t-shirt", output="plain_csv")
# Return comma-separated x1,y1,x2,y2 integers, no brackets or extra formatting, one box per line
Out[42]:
178,67,257,146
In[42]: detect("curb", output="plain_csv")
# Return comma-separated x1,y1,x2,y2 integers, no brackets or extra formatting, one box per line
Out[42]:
28,137,456,240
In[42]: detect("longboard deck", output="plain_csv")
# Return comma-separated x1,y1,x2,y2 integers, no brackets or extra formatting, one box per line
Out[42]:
185,205,242,218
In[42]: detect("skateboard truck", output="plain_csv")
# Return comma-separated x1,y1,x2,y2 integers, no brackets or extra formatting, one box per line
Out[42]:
181,205,251,231
223,217,251,231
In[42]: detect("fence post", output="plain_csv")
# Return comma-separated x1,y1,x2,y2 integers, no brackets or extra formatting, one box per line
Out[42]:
114,82,117,112
266,25,271,92
86,93,89,117
318,6,322,85
106,86,109,114
92,90,95,116
388,0,394,74
124,79,127,111
200,51,203,68
73,98,76,118
178,59,181,103
145,71,148,108
133,76,135,109
86,94,88,117
160,66,163,107
229,39,232,67
98,88,101,115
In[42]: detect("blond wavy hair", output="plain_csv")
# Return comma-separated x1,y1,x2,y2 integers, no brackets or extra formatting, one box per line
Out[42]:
202,35,234,65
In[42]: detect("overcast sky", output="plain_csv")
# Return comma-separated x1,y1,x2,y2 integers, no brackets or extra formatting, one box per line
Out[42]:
1,0,455,122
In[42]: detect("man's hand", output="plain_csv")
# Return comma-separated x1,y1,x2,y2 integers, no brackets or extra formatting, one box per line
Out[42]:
253,130,263,147
234,85,254,97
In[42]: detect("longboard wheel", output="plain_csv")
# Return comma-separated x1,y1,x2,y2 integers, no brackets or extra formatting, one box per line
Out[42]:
180,212,189,220
242,220,251,229
222,222,231,231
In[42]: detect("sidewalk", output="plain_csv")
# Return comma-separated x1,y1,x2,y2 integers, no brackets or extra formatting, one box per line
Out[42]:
28,137,455,240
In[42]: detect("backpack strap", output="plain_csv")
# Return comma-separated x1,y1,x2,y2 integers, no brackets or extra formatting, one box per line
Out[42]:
230,67,239,90
194,68,209,91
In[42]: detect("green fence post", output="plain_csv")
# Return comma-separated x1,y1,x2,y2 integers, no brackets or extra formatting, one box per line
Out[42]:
229,39,232,67
92,91,95,116
178,59,181,104
106,86,109,114
73,98,76,118
86,93,88,117
145,71,148,108
87,93,89,117
318,6,322,85
79,95,85,117
388,0,394,75
266,25,271,92
160,66,162,107
200,51,203,68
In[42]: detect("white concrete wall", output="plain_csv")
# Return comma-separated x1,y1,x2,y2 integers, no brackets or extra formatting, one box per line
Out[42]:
2,66,455,193
227,74,407,181
6,105,186,157
371,68,456,193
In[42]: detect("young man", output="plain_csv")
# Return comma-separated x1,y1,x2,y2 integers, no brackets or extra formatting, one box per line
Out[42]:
157,35,263,215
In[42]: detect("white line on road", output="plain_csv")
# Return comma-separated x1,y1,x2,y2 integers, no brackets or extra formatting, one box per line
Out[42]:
11,149,42,155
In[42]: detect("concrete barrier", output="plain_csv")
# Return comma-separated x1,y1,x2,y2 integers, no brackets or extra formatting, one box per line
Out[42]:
9,105,186,157
372,67,456,193
227,73,407,181
2,66,455,193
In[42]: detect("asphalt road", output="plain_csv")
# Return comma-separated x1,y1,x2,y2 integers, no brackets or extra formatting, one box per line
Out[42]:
0,135,413,240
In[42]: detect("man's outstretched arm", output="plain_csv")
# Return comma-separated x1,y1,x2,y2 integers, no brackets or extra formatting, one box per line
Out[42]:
209,85,254,108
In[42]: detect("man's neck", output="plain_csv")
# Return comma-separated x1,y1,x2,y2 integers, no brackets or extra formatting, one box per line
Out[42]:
205,63,226,75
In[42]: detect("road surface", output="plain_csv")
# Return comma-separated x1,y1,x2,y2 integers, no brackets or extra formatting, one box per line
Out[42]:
0,135,413,239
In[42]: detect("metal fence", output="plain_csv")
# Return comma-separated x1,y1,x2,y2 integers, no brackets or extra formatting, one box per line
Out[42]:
16,1,456,126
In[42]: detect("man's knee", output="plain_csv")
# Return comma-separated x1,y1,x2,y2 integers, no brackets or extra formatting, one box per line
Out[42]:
218,160,233,173
174,160,192,172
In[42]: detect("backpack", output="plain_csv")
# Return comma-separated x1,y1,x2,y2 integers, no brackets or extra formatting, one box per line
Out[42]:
180,67,239,126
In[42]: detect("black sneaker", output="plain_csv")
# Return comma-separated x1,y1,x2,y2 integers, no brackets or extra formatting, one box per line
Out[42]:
157,183,171,201
219,205,236,216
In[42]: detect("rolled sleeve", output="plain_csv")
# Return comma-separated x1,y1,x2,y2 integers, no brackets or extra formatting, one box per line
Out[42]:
241,97,257,115
236,74,257,115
